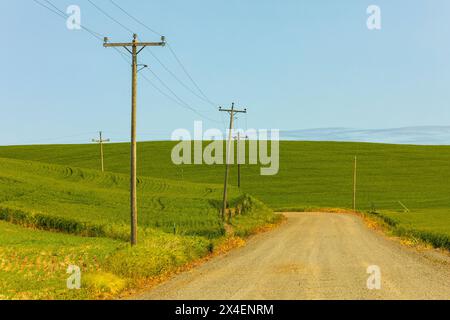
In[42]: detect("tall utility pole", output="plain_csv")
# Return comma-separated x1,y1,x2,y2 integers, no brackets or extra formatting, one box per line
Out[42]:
92,131,110,172
219,103,247,222
234,132,248,189
103,34,165,246
353,156,357,212
236,132,241,189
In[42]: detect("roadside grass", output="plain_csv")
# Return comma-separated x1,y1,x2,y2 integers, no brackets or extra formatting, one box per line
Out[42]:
232,197,283,237
0,220,123,300
0,220,221,299
368,209,450,250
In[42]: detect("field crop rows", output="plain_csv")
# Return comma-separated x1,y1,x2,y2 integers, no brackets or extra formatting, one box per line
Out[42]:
4,141,450,212
0,155,279,299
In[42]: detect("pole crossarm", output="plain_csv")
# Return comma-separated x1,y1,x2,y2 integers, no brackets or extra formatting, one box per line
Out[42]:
91,131,110,144
103,34,166,49
92,138,110,143
219,107,247,114
103,41,166,48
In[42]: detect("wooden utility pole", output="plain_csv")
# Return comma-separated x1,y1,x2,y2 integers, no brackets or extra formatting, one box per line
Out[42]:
219,103,247,222
353,156,357,212
103,34,165,246
236,132,241,189
92,131,110,172
234,132,248,189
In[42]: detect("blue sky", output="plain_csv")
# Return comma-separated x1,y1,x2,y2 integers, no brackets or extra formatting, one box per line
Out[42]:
1,0,450,145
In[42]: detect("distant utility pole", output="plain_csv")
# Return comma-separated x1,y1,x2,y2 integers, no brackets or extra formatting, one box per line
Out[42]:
92,131,110,172
353,156,357,212
103,34,165,246
219,103,247,222
234,132,248,189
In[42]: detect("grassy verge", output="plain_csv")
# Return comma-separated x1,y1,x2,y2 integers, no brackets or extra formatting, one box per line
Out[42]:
363,209,450,251
0,219,229,300
232,196,284,237
0,221,124,300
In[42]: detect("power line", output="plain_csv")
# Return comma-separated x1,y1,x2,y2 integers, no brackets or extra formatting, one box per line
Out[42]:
121,48,219,123
109,0,162,37
141,73,196,113
145,49,216,107
166,43,217,106
32,0,222,124
41,0,105,40
145,70,222,123
32,0,66,19
34,0,131,67
147,68,206,112
83,0,220,122
96,1,217,108
87,0,135,35
106,1,218,106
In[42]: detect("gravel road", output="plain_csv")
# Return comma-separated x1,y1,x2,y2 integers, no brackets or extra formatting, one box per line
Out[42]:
137,212,450,300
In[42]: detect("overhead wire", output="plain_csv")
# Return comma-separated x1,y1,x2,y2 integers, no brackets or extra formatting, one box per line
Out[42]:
37,0,132,67
145,70,221,123
107,0,220,108
109,0,163,37
166,43,217,106
86,0,135,35
41,0,105,41
83,0,221,123
145,49,216,107
33,0,66,19
33,0,223,126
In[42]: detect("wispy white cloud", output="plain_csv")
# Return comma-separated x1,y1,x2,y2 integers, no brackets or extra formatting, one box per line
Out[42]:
281,126,450,145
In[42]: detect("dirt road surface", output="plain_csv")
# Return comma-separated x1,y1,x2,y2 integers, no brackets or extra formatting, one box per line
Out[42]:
137,212,450,300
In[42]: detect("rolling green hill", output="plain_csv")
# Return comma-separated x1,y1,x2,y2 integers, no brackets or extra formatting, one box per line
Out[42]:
2,141,450,211
1,140,450,299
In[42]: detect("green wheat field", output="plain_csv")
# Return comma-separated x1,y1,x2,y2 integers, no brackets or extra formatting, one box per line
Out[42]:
0,141,449,299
